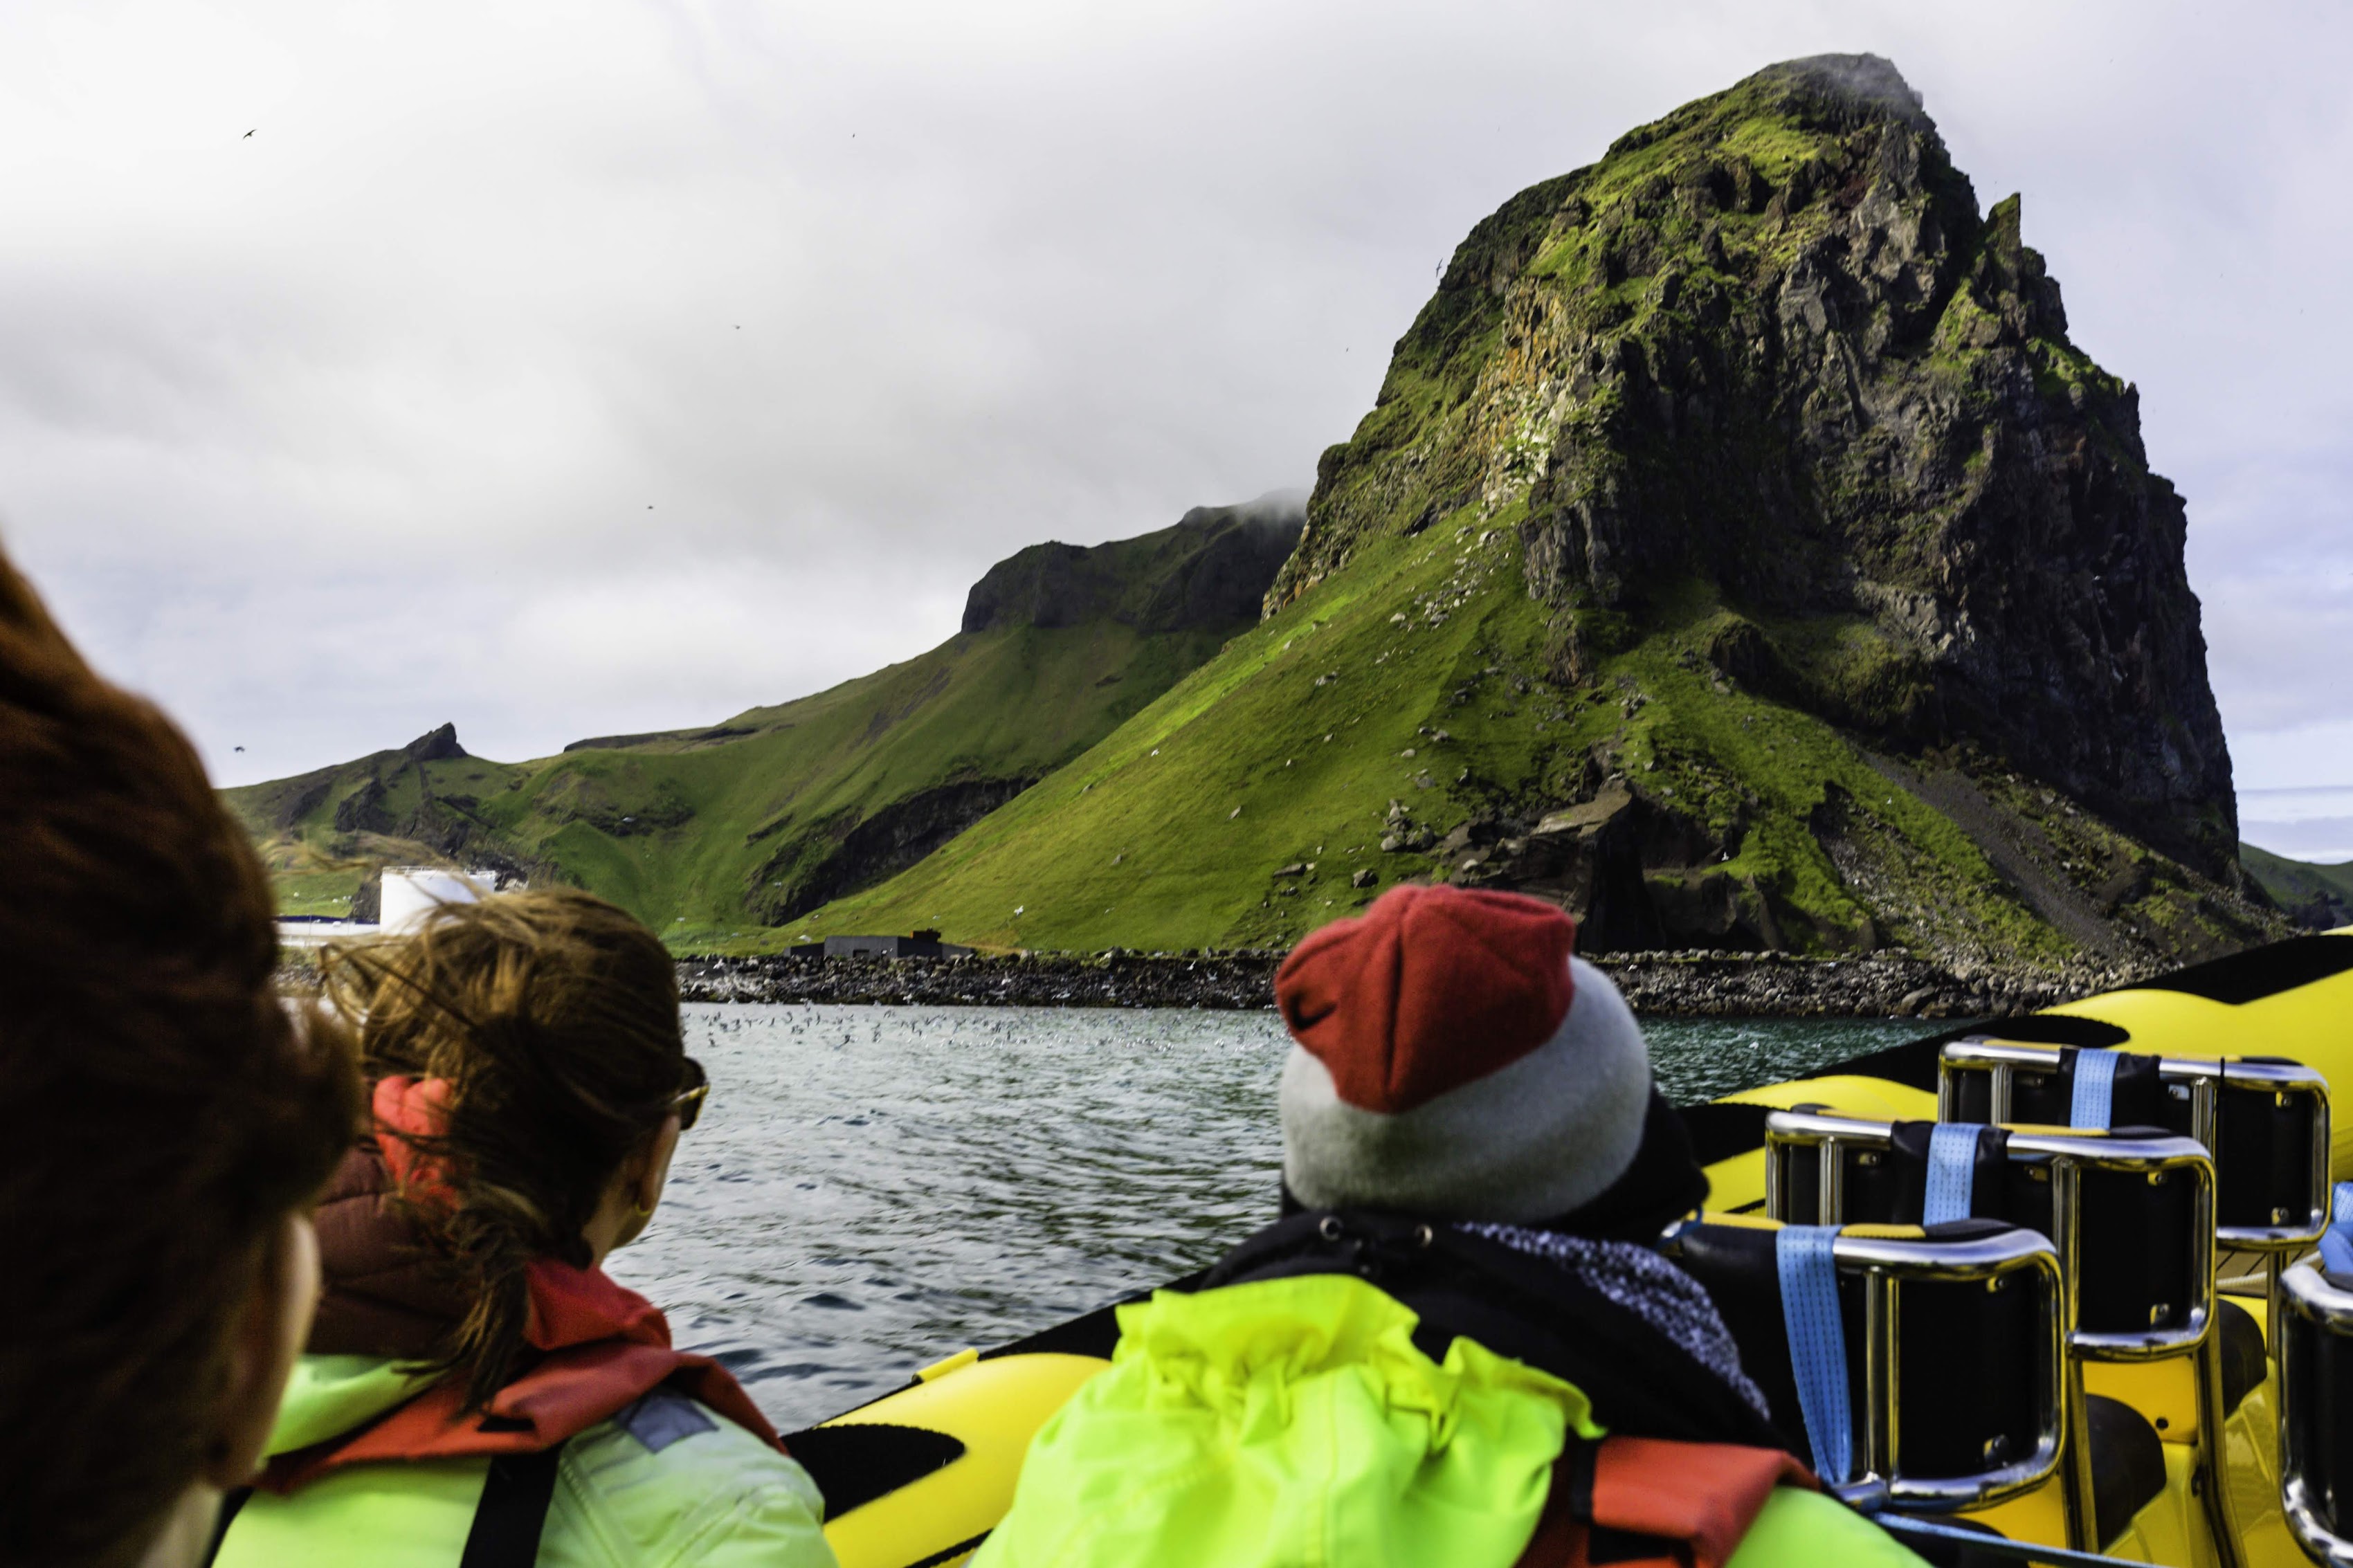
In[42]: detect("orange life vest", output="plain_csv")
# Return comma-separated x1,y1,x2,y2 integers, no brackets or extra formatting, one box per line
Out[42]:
1515,1436,1817,1568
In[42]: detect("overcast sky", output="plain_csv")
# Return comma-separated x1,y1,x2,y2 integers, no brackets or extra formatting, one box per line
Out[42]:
1,1,2347,848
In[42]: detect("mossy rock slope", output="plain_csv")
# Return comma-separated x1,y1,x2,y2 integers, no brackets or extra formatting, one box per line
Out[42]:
785,56,2279,967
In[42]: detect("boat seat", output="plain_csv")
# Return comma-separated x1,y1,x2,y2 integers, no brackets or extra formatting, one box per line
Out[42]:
1672,1217,2159,1546
1938,1040,2331,1252
1765,1115,2214,1350
1943,1043,2172,1129
1667,1220,2067,1506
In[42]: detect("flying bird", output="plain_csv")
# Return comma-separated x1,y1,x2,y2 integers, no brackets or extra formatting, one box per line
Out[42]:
243,129,255,138
235,745,246,753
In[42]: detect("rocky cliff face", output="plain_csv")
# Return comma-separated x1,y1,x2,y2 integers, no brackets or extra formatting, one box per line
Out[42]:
1272,55,2235,880
966,493,1305,635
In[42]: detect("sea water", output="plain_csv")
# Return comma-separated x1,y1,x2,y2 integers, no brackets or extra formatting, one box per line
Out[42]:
605,1004,1919,1430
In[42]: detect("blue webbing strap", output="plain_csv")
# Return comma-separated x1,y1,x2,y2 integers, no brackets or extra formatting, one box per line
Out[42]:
2069,1049,2118,1130
1923,1123,1980,1225
1775,1224,1853,1485
2320,1182,2353,1276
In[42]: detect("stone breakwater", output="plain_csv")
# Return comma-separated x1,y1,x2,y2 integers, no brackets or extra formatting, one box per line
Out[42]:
672,949,2158,1019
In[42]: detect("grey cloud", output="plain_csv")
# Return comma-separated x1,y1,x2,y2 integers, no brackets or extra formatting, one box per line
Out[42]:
0,0,2346,801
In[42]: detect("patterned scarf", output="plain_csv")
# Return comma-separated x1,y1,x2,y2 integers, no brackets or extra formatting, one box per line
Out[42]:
1458,1222,1769,1419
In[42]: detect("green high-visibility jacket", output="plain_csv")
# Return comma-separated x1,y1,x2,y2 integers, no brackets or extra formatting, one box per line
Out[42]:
970,1273,1923,1568
214,1355,839,1568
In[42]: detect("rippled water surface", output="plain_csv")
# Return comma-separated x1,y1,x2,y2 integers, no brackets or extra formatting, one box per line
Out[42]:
605,1004,1920,1430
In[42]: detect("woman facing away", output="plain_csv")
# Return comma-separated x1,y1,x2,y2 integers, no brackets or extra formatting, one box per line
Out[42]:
1,546,358,1568
211,888,838,1568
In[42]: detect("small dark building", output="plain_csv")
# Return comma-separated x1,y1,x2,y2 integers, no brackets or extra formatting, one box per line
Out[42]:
793,929,973,960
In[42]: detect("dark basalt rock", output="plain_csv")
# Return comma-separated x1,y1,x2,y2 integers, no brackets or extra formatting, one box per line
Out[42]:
752,776,1038,924
403,722,467,763
1271,53,2237,881
963,493,1305,635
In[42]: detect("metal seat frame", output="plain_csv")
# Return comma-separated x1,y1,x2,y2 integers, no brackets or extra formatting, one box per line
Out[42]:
1935,1040,2330,1252
1763,1111,2220,1557
1817,1226,2066,1515
2278,1260,2353,1567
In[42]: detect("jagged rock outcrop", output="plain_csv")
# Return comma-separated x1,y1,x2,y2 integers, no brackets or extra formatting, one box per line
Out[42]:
404,722,467,763
1271,55,2235,880
966,493,1305,635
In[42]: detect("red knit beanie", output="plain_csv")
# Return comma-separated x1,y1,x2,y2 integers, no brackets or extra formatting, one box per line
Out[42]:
1274,884,1651,1221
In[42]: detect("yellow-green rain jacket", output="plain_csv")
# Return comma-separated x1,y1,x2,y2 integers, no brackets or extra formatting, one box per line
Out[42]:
212,1354,839,1568
971,1275,1921,1568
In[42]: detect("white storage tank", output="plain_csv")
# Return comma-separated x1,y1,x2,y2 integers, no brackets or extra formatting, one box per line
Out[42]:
379,867,489,935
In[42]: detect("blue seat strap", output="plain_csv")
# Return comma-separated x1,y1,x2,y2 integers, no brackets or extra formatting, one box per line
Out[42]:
1923,1124,1980,1225
1775,1225,1853,1485
2069,1050,2118,1130
2322,1182,2353,1276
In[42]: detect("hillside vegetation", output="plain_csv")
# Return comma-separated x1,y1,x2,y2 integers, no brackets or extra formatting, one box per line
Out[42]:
778,55,2280,966
227,499,1301,936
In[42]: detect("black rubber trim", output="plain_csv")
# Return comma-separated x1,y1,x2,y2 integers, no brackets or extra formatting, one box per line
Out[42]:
1680,1102,1775,1166
459,1443,567,1568
977,1272,1203,1363
1801,1013,2133,1102
1788,1031,1945,1093
1956,1014,2132,1050
979,1302,1124,1362
908,1529,991,1567
779,1422,967,1518
2137,934,2353,1005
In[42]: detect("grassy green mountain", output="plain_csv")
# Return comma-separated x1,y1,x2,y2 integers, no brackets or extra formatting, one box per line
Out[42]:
227,498,1302,936
2241,844,2353,929
240,57,2287,971
773,56,2281,967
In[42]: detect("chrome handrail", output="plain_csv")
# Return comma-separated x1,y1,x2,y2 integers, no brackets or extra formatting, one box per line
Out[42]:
1830,1228,2067,1511
2001,1129,2216,1362
1937,1041,2329,1250
1762,1109,1893,1226
1761,1114,2215,1356
2278,1261,2353,1567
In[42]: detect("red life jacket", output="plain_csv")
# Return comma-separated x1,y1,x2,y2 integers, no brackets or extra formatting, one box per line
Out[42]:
262,1077,784,1493
1514,1436,1817,1568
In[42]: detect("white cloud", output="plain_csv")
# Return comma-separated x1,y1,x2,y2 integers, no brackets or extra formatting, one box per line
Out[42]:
0,0,2344,808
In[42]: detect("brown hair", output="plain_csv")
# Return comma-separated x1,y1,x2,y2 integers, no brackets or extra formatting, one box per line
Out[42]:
321,888,688,1410
0,551,360,1567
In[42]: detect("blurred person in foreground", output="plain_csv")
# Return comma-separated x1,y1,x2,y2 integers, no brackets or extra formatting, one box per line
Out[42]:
208,888,838,1568
972,884,1923,1568
0,547,360,1568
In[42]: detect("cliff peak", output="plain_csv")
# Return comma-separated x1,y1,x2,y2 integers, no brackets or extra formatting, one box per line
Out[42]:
961,492,1305,635
1269,57,2234,877
403,722,466,763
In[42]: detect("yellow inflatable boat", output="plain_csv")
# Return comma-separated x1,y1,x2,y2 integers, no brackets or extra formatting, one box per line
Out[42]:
785,931,2353,1568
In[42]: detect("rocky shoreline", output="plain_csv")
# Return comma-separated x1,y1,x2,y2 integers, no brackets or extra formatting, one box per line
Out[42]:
671,948,2158,1019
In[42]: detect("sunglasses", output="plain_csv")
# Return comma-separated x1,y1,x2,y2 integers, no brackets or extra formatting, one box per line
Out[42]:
671,1056,709,1132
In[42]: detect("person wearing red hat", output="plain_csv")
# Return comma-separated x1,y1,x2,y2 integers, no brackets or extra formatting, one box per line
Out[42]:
972,884,1921,1568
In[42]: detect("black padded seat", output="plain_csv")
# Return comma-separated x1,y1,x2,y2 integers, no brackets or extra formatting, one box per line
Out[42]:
2217,1296,2268,1417
2086,1394,2165,1547
1808,1410,2163,1568
1669,1220,2042,1476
